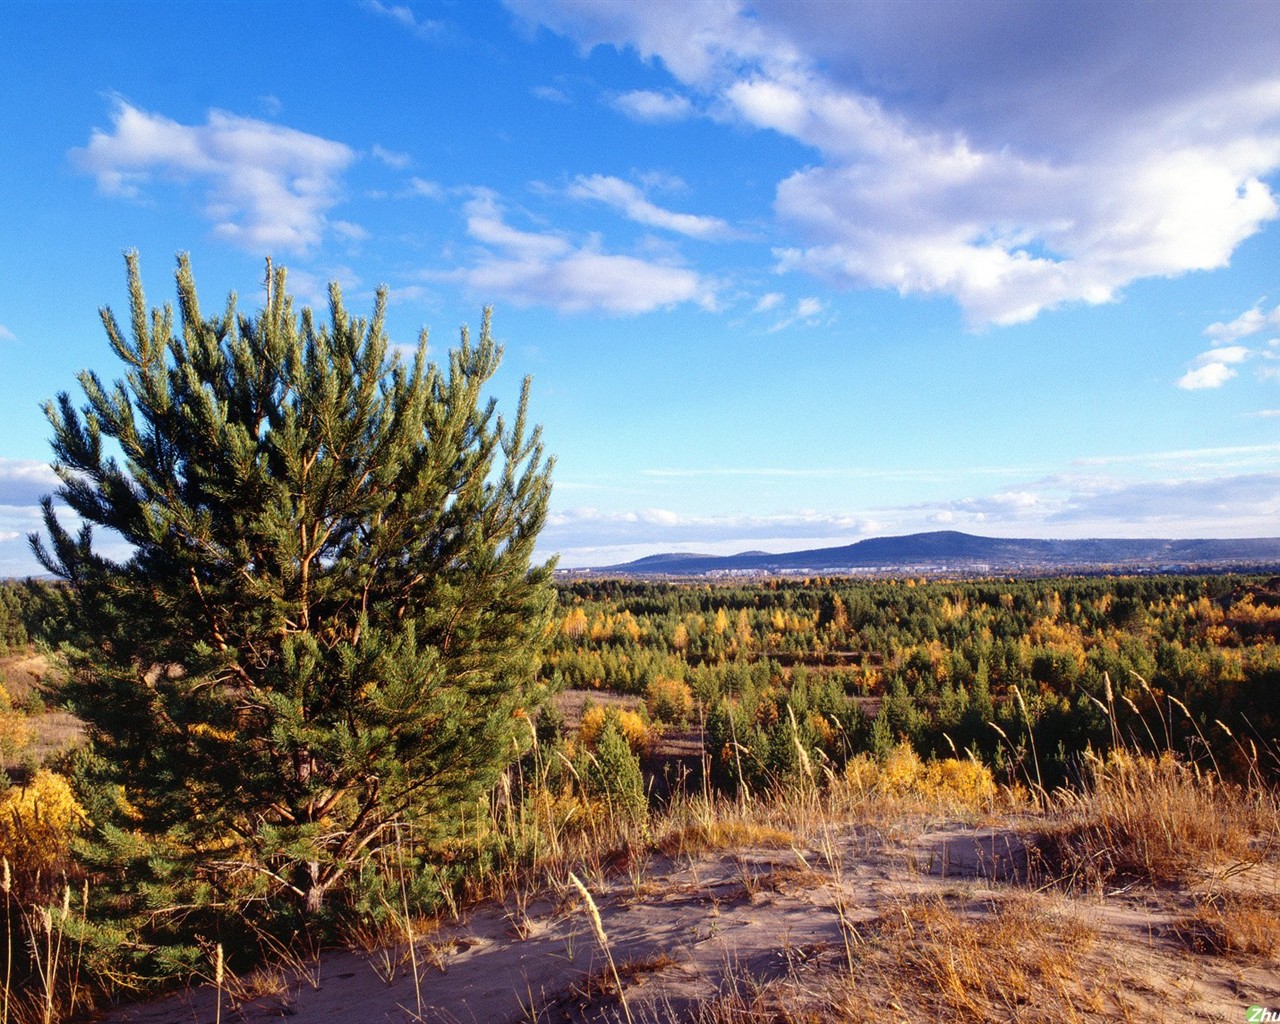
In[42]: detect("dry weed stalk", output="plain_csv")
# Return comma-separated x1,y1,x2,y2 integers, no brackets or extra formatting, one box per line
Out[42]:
568,872,633,1024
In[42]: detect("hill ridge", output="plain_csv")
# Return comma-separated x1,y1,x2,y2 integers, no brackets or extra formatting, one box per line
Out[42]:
592,530,1280,576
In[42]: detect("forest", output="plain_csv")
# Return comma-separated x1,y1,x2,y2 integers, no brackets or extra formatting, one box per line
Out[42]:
539,573,1280,793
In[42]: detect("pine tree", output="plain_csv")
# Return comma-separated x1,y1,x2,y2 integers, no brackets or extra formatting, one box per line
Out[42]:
32,253,556,918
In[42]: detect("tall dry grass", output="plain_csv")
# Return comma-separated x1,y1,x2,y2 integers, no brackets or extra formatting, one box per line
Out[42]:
1043,747,1278,890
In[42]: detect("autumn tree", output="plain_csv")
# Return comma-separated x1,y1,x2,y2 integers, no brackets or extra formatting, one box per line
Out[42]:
33,254,555,918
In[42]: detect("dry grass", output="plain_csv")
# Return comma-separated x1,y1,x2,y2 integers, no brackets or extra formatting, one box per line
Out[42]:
657,816,797,859
688,894,1134,1024
1041,750,1274,890
1176,892,1280,960
843,895,1106,1022
0,653,85,771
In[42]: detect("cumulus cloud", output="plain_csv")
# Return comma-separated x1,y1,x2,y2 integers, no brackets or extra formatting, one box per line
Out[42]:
1176,344,1254,389
439,190,717,314
566,174,733,239
0,459,59,506
1048,472,1280,528
611,89,694,122
542,456,1280,564
73,100,357,254
0,463,62,572
1177,363,1238,390
1175,301,1280,389
512,0,1280,326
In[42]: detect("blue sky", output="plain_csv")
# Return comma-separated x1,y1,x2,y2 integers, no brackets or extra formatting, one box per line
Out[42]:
3,0,1280,574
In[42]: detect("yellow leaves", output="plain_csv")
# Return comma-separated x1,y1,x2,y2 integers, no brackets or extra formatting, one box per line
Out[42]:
1203,623,1236,647
843,743,997,810
1190,595,1221,624
189,722,237,743
672,621,690,652
561,606,588,640
566,608,645,644
1227,592,1280,624
0,682,32,758
807,712,836,749
939,595,969,624
0,769,89,880
578,705,651,755
645,676,693,726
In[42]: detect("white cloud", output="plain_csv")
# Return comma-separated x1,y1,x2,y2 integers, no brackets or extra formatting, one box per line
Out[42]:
73,100,357,254
1178,363,1238,390
1195,345,1251,366
543,505,876,562
1048,472,1280,529
0,324,15,342
0,459,59,506
362,0,443,39
1176,343,1257,390
1072,442,1280,472
406,177,444,200
766,295,825,332
753,292,784,313
370,144,412,169
566,174,733,240
1205,302,1280,343
440,190,717,314
515,1,1280,327
543,454,1280,564
533,84,571,104
611,89,694,122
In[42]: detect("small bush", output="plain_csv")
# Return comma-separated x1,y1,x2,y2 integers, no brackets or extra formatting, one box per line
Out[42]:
1177,893,1280,958
584,722,646,824
579,705,651,755
645,677,693,727
0,769,88,892
842,743,997,810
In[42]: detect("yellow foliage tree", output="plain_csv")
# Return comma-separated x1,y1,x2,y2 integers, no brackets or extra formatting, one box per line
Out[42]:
579,705,651,754
646,676,693,726
0,769,89,886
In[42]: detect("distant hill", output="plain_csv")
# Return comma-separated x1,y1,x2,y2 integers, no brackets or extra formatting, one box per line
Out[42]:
592,530,1280,576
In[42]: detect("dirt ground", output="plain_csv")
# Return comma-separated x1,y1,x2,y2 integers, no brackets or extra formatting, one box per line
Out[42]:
0,651,84,767
101,815,1280,1024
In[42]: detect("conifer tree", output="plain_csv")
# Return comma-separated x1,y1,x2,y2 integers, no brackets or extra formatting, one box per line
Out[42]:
33,253,555,917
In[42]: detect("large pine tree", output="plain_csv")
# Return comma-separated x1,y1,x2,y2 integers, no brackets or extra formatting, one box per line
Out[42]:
33,253,555,917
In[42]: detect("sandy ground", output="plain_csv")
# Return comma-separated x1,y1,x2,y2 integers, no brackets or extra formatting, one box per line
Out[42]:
100,816,1280,1024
